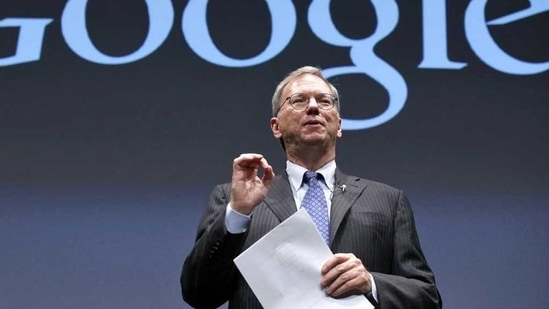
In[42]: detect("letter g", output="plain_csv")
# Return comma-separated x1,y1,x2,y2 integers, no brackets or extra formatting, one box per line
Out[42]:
0,18,53,66
308,0,406,130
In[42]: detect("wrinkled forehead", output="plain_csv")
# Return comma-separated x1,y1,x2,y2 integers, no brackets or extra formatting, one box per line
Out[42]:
282,74,333,98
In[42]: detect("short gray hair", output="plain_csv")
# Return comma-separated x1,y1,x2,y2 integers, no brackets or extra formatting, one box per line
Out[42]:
271,66,340,116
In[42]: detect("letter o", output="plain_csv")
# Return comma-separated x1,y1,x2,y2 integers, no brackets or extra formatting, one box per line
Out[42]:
61,0,174,65
182,0,296,67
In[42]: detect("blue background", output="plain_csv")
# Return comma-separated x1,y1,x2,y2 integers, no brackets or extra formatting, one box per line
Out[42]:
1,0,548,308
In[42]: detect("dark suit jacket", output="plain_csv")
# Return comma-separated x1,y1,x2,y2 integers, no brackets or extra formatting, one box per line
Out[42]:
181,170,441,308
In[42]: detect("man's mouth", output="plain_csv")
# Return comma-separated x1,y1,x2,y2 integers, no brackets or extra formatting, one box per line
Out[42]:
303,120,323,126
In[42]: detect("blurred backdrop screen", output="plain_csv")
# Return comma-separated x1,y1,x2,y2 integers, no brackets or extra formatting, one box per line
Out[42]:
1,1,548,308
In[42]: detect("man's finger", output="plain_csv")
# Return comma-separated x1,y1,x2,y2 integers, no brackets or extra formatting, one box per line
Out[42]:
261,164,275,187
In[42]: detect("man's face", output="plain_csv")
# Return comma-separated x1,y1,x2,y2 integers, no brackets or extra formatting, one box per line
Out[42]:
270,74,342,149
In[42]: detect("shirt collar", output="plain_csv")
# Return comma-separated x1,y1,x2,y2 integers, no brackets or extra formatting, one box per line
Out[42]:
286,159,336,192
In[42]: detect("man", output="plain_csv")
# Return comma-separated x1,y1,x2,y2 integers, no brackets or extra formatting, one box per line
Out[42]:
181,66,441,308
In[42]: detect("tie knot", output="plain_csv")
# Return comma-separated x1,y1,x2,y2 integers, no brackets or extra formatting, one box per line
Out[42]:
303,171,320,184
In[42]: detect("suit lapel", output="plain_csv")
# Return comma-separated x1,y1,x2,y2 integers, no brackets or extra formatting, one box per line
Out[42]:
261,170,368,245
263,173,297,223
329,169,368,245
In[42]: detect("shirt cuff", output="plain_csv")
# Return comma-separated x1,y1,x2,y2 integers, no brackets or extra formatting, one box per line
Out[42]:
225,202,251,234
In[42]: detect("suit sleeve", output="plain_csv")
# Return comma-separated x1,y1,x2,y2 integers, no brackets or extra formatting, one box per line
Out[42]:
372,190,442,309
180,184,246,309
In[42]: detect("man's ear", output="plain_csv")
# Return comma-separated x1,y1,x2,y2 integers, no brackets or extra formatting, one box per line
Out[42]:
337,117,342,138
270,117,281,138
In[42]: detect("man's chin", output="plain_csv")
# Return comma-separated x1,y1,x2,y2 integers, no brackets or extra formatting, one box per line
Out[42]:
299,134,327,146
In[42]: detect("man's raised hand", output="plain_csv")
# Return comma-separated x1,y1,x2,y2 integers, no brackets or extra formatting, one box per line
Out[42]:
230,153,274,214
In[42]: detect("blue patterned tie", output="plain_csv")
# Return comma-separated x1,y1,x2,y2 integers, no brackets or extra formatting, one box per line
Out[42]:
301,171,330,244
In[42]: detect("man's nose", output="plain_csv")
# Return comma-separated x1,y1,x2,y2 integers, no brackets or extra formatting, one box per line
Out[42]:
305,98,320,113
306,97,320,108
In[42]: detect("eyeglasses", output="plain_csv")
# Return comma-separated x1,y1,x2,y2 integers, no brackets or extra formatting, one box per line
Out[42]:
281,93,338,112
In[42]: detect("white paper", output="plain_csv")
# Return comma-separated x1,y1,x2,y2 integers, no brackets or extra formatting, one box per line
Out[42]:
233,208,373,309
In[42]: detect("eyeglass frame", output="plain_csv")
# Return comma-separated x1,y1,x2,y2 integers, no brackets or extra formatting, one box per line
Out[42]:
275,92,339,115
